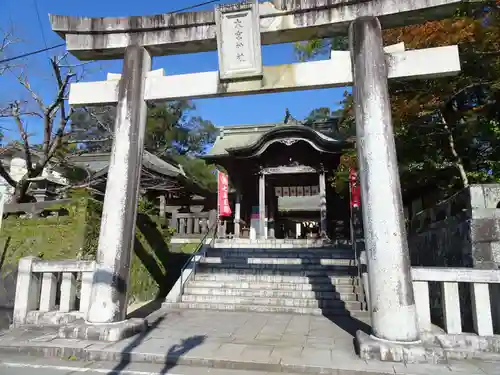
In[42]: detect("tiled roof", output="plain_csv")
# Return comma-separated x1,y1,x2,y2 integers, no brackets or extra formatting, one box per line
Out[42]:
83,151,185,179
206,123,276,157
206,122,345,157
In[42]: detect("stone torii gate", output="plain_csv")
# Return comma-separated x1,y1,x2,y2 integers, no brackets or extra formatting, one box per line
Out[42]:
50,0,465,347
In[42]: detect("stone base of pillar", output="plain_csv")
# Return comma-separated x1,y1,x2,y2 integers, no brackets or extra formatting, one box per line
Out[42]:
58,318,147,342
356,331,442,364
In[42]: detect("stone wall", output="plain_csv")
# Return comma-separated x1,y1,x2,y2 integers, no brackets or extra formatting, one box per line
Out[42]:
408,184,500,269
408,184,500,333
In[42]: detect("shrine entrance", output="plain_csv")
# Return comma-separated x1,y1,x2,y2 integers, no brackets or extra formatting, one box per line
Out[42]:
271,171,322,240
203,122,350,240
50,0,464,345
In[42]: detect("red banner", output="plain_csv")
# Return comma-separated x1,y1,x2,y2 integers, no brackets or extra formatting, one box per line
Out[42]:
349,168,361,208
218,171,232,217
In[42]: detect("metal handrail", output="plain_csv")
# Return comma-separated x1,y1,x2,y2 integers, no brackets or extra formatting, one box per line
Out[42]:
350,210,362,281
179,223,218,298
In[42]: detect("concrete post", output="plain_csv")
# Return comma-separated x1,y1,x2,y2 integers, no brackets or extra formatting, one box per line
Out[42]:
208,209,217,230
170,210,178,234
13,257,40,326
259,172,266,239
193,215,200,234
159,195,166,219
39,272,57,312
60,272,77,313
349,17,419,342
319,169,328,239
87,45,151,324
79,270,94,314
234,191,241,238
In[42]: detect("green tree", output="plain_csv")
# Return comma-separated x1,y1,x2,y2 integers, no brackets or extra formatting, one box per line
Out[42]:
71,101,217,156
146,101,217,156
69,106,115,153
70,100,219,192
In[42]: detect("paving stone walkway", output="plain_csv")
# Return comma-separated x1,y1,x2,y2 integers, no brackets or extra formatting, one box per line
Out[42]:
0,309,498,374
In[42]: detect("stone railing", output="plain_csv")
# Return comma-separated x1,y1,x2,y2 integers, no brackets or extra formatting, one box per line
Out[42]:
13,256,96,326
4,199,72,218
412,267,500,336
171,211,217,237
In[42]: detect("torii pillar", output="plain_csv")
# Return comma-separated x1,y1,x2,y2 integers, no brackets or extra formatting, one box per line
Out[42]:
349,16,420,347
85,45,151,334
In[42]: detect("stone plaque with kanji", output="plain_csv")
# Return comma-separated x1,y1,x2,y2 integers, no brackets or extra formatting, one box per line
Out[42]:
215,1,262,81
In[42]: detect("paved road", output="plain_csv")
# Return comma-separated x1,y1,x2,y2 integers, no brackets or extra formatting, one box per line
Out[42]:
0,356,281,375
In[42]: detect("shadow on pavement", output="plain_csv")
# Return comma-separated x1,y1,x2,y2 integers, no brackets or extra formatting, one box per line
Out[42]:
106,314,206,375
160,335,206,374
107,316,165,375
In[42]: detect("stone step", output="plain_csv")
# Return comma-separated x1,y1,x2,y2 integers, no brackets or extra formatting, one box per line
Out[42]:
180,294,364,310
187,279,362,293
213,241,335,249
163,301,369,317
207,248,354,256
197,267,358,277
183,287,360,301
200,257,357,266
194,273,360,284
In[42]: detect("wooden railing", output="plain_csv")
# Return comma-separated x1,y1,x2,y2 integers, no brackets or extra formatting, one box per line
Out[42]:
412,267,500,336
13,257,96,326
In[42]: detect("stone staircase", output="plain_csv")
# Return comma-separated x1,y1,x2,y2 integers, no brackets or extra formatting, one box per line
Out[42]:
164,241,367,317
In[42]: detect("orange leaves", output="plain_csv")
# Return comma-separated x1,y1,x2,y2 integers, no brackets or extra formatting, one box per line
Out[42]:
383,18,478,49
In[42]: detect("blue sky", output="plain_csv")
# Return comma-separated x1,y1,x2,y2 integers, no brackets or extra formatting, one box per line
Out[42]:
0,0,348,144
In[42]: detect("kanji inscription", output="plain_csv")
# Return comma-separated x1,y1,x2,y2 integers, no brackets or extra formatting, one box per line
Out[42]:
215,1,263,81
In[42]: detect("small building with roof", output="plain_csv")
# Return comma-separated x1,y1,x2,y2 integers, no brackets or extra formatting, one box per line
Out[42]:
203,112,353,240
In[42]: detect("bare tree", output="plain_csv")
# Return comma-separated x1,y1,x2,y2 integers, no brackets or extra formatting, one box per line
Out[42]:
0,53,84,202
0,29,18,76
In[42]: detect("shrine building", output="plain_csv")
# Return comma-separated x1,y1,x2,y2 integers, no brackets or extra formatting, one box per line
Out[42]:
203,114,353,241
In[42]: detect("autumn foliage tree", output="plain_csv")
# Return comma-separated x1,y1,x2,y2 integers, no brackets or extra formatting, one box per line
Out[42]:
383,4,500,199
298,2,500,199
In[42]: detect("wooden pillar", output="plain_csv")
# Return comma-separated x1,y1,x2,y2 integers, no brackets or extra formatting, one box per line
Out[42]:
259,171,266,239
349,17,419,342
234,191,241,238
319,168,328,239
